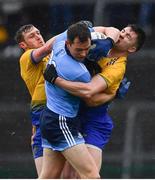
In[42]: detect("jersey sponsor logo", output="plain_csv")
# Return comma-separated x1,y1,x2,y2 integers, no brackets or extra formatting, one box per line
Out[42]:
106,57,119,66
55,48,66,57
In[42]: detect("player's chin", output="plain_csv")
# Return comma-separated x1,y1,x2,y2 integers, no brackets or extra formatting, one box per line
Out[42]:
115,41,122,47
40,42,45,46
116,40,120,44
36,44,44,48
77,57,85,61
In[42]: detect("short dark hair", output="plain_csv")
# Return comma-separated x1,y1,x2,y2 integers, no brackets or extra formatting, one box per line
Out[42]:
128,24,146,51
67,22,91,43
14,24,34,43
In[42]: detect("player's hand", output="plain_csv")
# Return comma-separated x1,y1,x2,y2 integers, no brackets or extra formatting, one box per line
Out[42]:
116,77,131,99
43,64,58,84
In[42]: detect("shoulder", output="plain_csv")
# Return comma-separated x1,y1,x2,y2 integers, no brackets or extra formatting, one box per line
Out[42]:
19,49,36,70
99,56,127,79
53,41,66,57
117,56,127,63
20,49,33,63
102,56,127,67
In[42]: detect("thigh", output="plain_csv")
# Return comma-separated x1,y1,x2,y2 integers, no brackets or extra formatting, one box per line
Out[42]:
34,156,43,177
62,143,99,178
87,146,102,171
39,148,66,179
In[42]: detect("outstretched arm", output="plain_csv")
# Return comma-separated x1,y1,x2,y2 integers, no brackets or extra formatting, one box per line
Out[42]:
32,36,57,63
44,64,130,106
78,21,120,43
84,77,131,106
48,69,115,106
44,63,108,98
55,74,108,98
84,92,115,107
94,26,120,43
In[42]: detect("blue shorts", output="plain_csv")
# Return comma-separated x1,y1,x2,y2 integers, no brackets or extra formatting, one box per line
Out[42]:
40,107,85,151
31,106,44,159
79,104,114,150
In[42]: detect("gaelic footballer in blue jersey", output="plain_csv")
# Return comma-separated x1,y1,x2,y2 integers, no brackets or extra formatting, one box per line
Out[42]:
39,22,100,179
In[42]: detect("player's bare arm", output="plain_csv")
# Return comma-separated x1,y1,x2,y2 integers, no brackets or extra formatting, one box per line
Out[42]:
84,92,115,107
94,26,120,43
55,74,108,98
32,36,56,63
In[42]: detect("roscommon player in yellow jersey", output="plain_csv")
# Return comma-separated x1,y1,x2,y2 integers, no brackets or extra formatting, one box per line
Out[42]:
15,24,55,176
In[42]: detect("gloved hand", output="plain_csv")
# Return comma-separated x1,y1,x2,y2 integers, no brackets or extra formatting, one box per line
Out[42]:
79,20,93,28
116,77,131,99
84,58,102,76
87,38,114,61
43,64,58,84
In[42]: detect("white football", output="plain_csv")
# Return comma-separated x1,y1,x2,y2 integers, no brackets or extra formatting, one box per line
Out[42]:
91,32,107,40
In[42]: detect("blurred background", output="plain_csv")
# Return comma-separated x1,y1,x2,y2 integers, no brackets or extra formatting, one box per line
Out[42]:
0,0,155,178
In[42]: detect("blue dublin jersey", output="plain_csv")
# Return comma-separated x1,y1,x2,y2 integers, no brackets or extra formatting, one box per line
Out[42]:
45,32,91,118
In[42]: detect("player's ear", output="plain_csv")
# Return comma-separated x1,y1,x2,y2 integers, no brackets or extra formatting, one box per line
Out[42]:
19,42,27,50
128,46,136,53
66,40,71,47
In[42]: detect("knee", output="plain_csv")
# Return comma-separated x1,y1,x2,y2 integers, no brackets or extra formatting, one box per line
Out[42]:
39,169,61,179
80,168,100,179
62,170,79,179
87,171,100,179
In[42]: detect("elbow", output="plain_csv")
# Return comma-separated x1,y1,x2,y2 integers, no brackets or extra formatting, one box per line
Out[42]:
83,93,92,99
77,91,92,99
85,98,99,107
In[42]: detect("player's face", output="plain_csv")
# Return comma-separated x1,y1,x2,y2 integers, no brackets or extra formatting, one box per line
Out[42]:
115,26,137,53
22,27,45,49
66,37,91,61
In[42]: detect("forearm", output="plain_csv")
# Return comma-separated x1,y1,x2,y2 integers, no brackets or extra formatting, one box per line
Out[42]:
55,74,107,98
32,36,56,63
55,77,92,98
84,92,115,107
94,26,120,43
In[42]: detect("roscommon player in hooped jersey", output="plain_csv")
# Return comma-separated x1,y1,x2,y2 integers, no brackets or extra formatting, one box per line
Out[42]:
44,23,146,178
15,24,56,176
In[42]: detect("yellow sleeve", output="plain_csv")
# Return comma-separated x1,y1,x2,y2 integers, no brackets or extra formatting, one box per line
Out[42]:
99,57,127,93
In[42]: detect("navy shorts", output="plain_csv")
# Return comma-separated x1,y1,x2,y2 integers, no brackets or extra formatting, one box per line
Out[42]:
79,104,114,150
31,107,44,159
40,107,85,151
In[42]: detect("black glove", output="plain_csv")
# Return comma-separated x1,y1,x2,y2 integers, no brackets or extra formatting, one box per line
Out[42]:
84,58,102,76
43,64,58,84
79,20,93,28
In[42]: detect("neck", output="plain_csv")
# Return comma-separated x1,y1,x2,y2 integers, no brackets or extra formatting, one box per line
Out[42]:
108,48,128,58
